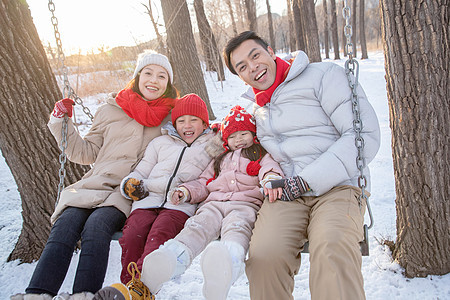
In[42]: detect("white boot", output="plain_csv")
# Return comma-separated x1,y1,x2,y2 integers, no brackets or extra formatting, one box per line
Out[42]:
10,294,53,300
67,292,95,300
201,240,245,300
141,239,192,294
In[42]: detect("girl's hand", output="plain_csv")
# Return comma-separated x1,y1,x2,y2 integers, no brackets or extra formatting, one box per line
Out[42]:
171,190,184,205
169,187,190,205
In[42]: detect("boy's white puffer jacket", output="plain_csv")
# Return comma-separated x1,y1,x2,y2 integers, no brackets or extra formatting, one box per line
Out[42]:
121,123,213,217
249,51,381,196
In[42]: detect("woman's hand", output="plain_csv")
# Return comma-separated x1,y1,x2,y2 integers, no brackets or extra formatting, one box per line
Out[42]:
52,98,74,118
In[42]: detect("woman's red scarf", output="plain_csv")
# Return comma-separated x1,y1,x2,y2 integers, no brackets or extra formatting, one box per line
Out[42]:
253,57,291,107
115,88,177,127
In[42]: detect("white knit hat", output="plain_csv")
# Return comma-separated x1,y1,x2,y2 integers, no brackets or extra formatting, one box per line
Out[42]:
133,50,173,83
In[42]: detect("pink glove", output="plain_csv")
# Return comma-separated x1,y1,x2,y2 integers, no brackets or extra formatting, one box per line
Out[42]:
52,98,74,118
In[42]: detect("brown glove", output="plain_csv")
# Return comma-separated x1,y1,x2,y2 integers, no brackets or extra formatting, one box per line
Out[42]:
123,178,148,201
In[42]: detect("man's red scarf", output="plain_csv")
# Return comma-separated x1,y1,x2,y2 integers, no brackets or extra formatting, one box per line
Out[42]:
115,88,177,127
253,57,291,107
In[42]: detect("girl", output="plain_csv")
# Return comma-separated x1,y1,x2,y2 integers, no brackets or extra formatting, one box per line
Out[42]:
140,105,284,300
14,50,178,300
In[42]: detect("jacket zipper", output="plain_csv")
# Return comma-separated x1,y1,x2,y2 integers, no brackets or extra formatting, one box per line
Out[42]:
160,146,187,207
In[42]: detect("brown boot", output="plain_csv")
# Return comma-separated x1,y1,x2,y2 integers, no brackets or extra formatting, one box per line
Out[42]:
93,262,154,300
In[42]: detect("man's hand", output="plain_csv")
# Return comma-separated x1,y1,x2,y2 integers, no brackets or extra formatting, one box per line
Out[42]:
261,173,283,202
264,185,283,203
266,176,311,201
123,178,148,201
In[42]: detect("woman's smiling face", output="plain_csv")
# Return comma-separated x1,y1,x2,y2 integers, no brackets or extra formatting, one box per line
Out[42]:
138,64,169,100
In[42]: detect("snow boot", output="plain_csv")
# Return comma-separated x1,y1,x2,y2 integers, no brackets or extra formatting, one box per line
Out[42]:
52,292,95,300
93,262,154,300
93,283,132,300
201,240,245,300
10,294,52,300
141,239,192,294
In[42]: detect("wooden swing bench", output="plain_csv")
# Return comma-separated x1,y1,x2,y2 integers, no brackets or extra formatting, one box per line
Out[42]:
111,224,370,256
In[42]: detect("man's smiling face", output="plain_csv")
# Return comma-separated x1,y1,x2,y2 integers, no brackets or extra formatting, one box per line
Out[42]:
230,39,277,91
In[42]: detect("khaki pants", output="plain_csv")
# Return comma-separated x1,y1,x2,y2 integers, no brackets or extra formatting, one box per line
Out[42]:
245,186,366,300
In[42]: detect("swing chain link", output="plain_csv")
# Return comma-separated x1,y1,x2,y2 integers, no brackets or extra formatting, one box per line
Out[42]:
48,0,94,206
56,116,68,205
343,0,373,229
343,0,353,60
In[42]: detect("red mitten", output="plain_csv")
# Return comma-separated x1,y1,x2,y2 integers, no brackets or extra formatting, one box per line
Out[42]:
52,98,74,118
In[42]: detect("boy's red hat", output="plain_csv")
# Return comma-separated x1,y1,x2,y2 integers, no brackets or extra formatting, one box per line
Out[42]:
171,94,209,126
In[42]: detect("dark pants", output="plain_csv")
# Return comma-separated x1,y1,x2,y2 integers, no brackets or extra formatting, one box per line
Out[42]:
119,208,189,284
26,206,126,296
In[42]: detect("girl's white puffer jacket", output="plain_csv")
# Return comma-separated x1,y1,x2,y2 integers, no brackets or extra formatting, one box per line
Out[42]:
249,51,381,196
120,122,213,217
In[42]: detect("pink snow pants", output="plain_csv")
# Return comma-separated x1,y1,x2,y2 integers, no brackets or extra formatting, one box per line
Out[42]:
119,208,189,284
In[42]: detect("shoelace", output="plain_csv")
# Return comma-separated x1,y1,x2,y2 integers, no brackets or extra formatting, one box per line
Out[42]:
126,262,155,300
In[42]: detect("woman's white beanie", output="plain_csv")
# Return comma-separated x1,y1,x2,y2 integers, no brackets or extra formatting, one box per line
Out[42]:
133,50,173,83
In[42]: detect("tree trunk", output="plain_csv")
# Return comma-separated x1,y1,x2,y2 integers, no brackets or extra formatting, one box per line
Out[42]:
359,0,368,59
234,0,246,32
265,0,276,51
330,0,340,59
160,0,215,119
352,0,357,57
299,0,322,62
226,0,238,35
286,0,297,52
380,0,450,278
145,1,166,55
0,0,87,262
323,0,330,59
193,0,225,81
244,0,257,31
292,0,305,51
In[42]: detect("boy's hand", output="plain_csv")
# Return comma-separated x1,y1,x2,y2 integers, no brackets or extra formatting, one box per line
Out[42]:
123,178,148,201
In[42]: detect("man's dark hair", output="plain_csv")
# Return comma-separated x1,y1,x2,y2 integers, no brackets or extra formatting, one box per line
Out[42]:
223,31,270,75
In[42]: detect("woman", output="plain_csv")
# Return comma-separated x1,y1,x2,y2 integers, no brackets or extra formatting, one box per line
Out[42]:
13,50,179,300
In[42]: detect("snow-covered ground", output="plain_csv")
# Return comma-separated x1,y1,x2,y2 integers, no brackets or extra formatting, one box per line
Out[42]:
1,52,449,299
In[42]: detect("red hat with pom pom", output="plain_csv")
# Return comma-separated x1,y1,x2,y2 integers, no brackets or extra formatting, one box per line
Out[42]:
220,105,256,148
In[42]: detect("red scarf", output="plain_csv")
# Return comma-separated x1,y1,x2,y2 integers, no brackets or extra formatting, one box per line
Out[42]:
115,88,177,127
253,57,291,107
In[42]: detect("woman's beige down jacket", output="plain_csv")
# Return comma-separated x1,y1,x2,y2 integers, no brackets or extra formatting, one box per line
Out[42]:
47,94,169,223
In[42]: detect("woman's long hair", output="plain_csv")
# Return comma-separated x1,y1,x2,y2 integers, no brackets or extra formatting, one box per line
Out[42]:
126,73,179,99
213,133,267,177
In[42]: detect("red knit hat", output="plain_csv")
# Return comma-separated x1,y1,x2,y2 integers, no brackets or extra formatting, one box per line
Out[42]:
171,94,209,126
221,105,256,147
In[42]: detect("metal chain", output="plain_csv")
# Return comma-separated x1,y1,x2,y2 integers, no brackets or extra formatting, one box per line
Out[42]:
343,0,373,229
48,0,94,206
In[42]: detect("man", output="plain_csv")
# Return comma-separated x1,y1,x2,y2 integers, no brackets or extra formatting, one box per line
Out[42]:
223,31,380,300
